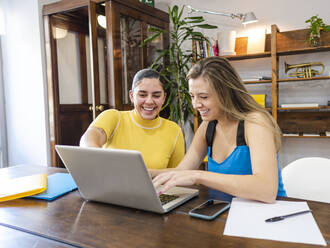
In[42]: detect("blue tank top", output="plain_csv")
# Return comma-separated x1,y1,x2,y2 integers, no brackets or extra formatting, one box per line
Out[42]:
206,120,286,197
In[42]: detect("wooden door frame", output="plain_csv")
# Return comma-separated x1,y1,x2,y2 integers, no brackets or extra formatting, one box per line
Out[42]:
43,1,103,166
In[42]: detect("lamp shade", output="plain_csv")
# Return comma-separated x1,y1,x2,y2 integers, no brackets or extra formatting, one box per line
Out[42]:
242,12,258,24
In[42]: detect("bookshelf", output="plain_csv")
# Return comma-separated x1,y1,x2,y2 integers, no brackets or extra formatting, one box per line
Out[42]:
193,24,330,138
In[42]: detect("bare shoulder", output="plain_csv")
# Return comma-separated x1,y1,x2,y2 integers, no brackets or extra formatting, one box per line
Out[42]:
244,111,274,141
245,111,272,128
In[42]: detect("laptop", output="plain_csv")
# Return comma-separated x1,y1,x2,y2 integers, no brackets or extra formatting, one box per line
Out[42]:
55,145,199,213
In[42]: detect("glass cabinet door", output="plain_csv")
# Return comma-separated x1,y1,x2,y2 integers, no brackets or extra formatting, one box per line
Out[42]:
120,15,143,105
107,0,169,110
146,24,164,67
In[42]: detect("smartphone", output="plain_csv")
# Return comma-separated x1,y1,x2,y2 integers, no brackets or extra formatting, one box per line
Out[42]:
189,199,230,220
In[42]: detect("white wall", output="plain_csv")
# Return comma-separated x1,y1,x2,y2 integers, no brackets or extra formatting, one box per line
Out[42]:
156,0,330,33
0,40,8,168
156,0,330,166
1,0,51,166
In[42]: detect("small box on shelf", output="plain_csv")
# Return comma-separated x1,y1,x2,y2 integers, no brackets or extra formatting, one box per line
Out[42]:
235,37,248,55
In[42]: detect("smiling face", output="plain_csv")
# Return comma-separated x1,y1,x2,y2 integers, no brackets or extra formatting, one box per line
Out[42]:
189,76,223,121
129,78,166,120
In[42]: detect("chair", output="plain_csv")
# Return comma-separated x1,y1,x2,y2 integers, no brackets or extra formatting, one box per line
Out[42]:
282,157,330,203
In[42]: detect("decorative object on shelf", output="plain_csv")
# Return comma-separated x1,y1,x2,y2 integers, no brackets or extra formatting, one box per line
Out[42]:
141,5,217,135
251,94,266,107
305,15,330,47
186,6,258,25
211,37,219,56
218,30,237,55
140,0,154,7
284,61,325,78
235,37,248,55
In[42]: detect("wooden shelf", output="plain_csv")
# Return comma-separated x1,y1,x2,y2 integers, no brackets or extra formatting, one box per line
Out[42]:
278,76,330,83
282,135,330,139
278,106,330,111
243,76,330,84
243,80,272,84
277,45,330,56
224,52,271,61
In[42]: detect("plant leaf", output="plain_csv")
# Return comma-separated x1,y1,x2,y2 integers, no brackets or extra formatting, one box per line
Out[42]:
192,24,218,29
140,32,162,47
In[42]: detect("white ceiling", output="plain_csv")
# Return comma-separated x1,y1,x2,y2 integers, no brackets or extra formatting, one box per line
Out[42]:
155,0,330,36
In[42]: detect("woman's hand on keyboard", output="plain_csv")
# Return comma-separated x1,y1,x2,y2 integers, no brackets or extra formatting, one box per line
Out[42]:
152,170,201,194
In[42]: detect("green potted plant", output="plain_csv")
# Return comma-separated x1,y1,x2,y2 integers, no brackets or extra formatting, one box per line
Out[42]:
141,5,217,136
305,15,330,47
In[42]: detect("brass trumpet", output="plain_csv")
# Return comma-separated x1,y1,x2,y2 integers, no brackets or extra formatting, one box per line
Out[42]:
284,61,325,78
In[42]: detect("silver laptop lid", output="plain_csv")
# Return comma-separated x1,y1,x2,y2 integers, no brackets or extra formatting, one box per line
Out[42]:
55,145,167,213
55,145,198,213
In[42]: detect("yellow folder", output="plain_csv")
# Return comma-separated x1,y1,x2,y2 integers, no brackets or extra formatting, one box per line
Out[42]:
0,174,47,202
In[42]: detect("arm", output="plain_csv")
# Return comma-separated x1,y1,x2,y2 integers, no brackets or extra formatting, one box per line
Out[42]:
153,113,278,203
80,109,119,148
80,127,107,148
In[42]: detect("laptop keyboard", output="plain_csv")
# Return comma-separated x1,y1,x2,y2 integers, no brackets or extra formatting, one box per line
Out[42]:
159,194,179,205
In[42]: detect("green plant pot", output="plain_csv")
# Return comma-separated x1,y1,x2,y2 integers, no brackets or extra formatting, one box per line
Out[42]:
310,32,321,47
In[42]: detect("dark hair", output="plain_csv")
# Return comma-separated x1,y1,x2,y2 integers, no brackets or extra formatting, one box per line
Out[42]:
187,56,282,151
132,68,165,91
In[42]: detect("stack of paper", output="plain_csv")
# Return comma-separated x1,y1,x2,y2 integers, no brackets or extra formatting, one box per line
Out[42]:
282,133,299,136
224,198,326,246
280,103,319,108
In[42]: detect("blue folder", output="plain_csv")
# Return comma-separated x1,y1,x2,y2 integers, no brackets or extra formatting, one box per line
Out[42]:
30,173,78,201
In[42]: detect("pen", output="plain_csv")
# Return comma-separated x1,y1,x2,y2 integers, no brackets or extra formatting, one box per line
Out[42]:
265,210,312,222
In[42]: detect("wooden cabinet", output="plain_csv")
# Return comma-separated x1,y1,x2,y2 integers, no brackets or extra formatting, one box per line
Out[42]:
223,24,330,138
43,0,169,166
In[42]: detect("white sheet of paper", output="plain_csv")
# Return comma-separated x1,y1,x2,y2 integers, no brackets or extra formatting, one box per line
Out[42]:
224,198,326,246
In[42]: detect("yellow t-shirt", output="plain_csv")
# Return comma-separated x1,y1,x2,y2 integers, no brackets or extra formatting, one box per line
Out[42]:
91,109,185,169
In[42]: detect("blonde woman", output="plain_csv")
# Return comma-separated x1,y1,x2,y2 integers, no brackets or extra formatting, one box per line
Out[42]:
152,57,286,203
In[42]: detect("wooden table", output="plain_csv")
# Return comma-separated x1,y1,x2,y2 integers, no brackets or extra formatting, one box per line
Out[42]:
0,165,329,248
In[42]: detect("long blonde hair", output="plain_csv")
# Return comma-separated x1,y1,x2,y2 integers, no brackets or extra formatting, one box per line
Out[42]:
187,57,282,151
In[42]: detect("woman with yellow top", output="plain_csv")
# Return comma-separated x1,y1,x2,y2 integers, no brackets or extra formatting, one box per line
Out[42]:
80,69,185,169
